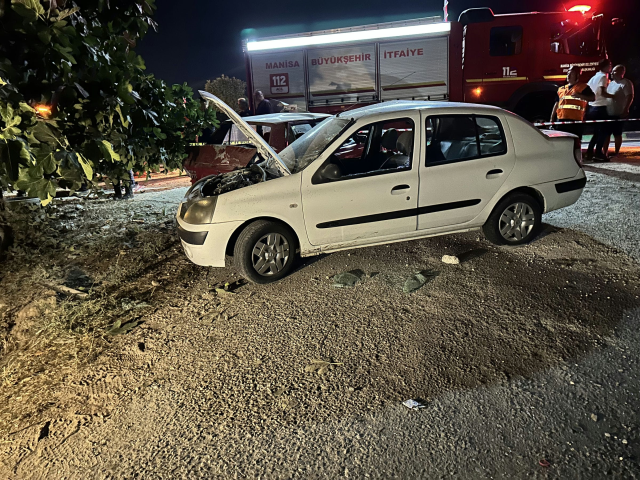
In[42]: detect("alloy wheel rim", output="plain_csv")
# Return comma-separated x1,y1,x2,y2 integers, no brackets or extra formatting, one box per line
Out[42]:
499,202,535,242
251,233,290,276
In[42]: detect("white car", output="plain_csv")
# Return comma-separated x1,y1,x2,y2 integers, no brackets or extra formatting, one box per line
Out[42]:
177,91,586,283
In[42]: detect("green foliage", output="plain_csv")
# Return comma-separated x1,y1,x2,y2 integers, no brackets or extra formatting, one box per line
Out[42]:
0,0,218,204
205,75,247,113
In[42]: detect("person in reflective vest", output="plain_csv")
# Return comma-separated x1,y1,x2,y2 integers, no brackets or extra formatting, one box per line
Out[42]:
551,66,595,140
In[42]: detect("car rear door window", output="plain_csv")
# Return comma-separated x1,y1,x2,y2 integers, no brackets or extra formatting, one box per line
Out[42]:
477,116,507,156
425,115,506,166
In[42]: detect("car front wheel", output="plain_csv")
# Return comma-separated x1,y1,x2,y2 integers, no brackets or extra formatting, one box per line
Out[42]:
482,193,542,246
234,220,297,284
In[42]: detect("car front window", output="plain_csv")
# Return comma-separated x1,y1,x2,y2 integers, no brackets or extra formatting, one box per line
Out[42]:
279,117,352,173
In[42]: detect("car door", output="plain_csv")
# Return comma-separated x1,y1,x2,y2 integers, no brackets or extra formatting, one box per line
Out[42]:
301,114,420,246
418,113,516,230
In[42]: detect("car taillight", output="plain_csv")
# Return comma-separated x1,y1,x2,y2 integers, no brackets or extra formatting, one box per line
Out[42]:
573,138,583,167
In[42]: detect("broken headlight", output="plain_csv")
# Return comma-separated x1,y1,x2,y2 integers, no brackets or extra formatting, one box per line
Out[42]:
182,197,217,225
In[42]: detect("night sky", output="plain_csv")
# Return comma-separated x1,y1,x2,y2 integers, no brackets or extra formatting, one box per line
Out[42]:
136,0,639,91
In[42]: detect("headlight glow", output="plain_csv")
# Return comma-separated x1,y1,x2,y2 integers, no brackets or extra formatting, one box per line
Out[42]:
183,197,217,225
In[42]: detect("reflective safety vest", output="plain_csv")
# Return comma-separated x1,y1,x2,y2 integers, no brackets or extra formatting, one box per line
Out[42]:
557,83,589,121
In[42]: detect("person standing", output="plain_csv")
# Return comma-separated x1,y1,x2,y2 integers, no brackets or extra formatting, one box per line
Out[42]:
550,66,594,139
238,98,253,117
605,65,635,158
586,59,614,161
253,91,273,137
254,91,273,116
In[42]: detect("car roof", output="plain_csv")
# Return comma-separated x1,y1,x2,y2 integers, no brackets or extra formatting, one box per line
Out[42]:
337,100,505,120
242,112,331,125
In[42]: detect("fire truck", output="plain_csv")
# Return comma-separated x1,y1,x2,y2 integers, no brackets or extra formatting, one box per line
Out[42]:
243,5,607,122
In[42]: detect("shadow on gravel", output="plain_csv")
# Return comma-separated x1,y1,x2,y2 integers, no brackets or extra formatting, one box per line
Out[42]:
456,248,488,263
218,229,640,422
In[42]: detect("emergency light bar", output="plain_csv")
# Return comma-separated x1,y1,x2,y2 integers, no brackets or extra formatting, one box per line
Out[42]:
246,22,452,52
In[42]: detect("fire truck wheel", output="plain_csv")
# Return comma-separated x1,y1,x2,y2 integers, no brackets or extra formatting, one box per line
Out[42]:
482,193,542,246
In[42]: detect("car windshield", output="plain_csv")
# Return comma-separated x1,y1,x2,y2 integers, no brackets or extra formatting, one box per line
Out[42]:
279,117,352,173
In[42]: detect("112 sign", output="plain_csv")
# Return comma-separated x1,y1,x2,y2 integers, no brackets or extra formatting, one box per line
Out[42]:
270,73,290,94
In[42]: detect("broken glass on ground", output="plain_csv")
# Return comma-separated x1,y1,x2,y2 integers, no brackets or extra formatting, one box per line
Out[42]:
403,270,439,294
332,269,365,288
402,399,426,410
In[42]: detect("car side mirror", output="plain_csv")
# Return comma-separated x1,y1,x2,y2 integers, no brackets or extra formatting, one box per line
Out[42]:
314,162,342,183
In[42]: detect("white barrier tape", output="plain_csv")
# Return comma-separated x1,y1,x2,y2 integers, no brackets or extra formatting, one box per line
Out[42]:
534,118,640,127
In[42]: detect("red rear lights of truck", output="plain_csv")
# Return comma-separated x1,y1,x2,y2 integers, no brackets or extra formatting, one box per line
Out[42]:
573,138,583,167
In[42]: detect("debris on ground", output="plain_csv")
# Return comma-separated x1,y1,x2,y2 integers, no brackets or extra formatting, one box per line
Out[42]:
403,270,439,294
121,298,151,311
39,282,89,299
107,319,142,335
332,270,365,288
402,399,426,410
442,255,460,265
215,288,236,297
304,359,344,375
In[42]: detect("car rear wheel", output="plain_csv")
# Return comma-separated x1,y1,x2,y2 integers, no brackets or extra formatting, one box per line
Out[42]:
234,220,297,284
483,193,542,246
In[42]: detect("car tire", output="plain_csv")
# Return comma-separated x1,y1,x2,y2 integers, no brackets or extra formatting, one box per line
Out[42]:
482,193,542,246
234,220,297,284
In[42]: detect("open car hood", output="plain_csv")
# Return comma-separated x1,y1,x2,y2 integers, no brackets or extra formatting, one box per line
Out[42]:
198,91,290,176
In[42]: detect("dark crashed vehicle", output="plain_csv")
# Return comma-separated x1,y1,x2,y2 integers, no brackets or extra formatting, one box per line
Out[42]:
183,112,329,184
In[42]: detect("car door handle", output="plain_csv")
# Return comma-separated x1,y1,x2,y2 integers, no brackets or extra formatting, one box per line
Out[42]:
486,169,504,179
391,184,411,195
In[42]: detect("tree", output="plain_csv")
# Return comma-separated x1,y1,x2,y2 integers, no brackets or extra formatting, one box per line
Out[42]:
204,75,247,113
0,0,217,206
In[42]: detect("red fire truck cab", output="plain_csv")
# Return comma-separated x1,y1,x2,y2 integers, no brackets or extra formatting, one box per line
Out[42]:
244,7,606,122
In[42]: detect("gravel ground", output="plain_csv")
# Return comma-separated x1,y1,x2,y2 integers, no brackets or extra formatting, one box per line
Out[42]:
0,170,639,479
545,171,640,262
589,162,640,175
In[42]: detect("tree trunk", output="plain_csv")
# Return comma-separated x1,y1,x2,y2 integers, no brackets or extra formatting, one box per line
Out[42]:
0,189,12,254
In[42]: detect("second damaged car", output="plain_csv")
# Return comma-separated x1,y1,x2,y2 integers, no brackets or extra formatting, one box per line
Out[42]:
177,91,586,283
183,112,329,183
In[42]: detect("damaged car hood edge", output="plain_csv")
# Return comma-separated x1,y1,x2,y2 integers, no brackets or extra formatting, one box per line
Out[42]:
198,91,290,177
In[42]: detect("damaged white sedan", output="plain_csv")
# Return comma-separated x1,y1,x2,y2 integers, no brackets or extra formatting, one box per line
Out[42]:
177,91,586,283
